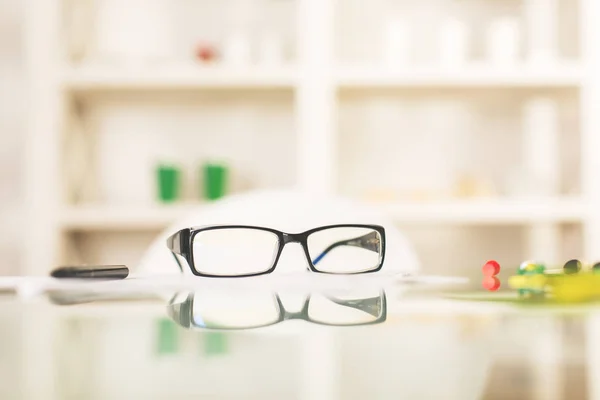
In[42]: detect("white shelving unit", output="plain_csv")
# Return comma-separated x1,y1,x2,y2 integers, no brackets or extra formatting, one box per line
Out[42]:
24,0,600,280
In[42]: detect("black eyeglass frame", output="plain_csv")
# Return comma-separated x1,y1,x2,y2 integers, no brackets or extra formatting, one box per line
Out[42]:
166,224,386,278
167,290,388,330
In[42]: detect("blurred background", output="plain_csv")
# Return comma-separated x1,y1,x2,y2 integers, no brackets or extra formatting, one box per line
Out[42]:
3,1,600,400
0,0,595,285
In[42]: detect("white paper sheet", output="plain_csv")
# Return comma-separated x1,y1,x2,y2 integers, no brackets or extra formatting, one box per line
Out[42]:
0,272,468,299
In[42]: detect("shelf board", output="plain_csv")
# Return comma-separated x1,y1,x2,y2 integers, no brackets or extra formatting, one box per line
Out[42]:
62,63,582,92
337,63,582,88
63,64,298,92
60,198,585,232
380,198,585,225
59,204,200,232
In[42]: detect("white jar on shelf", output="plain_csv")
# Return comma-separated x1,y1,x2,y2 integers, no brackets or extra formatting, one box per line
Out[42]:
508,97,560,197
382,17,411,68
438,18,470,68
222,31,253,66
486,17,520,66
257,31,286,66
522,97,560,196
524,0,559,64
93,0,175,65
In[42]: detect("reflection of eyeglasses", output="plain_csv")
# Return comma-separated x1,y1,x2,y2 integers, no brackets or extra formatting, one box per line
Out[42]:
166,224,386,277
167,290,387,330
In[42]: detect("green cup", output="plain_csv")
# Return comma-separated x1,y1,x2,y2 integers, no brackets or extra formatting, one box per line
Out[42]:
203,163,228,201
157,164,181,203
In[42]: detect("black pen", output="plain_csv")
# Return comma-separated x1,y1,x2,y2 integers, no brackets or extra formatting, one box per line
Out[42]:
51,265,129,280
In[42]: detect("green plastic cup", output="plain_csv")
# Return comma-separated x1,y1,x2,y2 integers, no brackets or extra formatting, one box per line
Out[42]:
203,163,228,201
157,164,181,203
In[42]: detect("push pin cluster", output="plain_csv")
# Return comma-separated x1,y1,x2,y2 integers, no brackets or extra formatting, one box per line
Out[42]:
482,259,600,293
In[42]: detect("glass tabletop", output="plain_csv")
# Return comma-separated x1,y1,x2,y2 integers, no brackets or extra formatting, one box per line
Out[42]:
0,287,597,400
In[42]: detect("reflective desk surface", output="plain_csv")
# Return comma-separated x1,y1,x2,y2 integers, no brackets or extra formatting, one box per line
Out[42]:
1,284,599,400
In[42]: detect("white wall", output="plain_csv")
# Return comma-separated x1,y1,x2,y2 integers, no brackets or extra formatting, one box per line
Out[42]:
0,0,25,275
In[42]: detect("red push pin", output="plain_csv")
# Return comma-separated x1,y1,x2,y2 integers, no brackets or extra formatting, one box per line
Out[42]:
482,260,500,277
482,260,501,291
482,276,501,292
195,43,218,63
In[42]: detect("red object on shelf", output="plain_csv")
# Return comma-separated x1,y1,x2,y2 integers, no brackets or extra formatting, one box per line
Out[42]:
482,276,501,292
195,44,217,62
482,260,500,277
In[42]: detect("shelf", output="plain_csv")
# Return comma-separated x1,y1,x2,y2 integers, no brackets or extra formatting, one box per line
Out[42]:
63,64,298,92
60,198,585,232
62,63,582,92
337,64,582,88
380,198,585,225
59,204,200,232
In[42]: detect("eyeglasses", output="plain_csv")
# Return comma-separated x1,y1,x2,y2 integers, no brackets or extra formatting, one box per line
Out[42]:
166,224,386,277
167,289,387,329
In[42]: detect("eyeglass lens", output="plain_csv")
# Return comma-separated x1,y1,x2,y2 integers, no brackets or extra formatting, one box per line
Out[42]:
308,227,383,273
192,228,279,276
192,291,281,329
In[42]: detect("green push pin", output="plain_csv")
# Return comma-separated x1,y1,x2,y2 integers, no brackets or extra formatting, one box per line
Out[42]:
517,261,546,298
518,261,545,275
517,261,546,299
563,259,582,275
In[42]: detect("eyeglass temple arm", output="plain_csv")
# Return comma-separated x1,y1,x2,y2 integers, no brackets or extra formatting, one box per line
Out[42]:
324,295,384,318
312,231,381,265
166,231,186,273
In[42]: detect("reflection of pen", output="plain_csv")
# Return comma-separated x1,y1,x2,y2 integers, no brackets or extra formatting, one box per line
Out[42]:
50,265,129,280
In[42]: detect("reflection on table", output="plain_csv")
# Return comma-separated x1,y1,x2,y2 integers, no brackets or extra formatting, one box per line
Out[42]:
167,288,387,330
0,287,597,399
